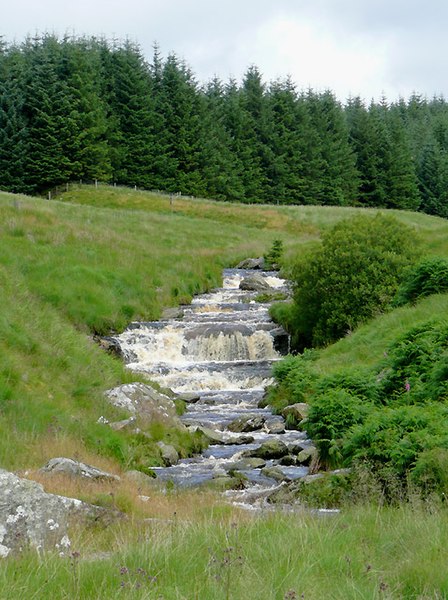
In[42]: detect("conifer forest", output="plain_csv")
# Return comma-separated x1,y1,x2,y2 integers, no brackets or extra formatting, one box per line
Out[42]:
1,34,448,217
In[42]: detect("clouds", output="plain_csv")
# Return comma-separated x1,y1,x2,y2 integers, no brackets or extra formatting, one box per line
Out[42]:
3,0,448,101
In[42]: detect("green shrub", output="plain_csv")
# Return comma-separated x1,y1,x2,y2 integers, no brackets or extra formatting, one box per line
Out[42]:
307,389,373,467
394,256,448,306
342,404,448,477
411,447,448,495
315,368,380,404
289,214,420,350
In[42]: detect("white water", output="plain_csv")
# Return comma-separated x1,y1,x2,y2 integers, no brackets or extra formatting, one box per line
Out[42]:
115,269,309,495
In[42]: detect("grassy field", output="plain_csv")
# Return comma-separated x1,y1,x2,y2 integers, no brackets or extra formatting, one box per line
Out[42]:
1,497,447,599
2,184,448,597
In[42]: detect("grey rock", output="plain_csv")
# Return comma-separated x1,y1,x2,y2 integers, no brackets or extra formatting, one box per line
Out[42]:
109,416,137,431
226,458,266,471
193,426,254,446
105,383,184,429
261,466,290,482
297,446,319,466
228,414,265,433
282,403,310,422
157,442,179,466
177,392,201,404
0,469,107,557
124,470,155,488
236,257,265,270
40,458,120,482
251,438,289,460
239,274,273,293
264,418,285,434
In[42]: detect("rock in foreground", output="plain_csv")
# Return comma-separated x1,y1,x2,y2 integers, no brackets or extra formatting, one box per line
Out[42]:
0,469,108,557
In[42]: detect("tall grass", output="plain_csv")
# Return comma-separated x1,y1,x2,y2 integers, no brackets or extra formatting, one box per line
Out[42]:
1,500,447,599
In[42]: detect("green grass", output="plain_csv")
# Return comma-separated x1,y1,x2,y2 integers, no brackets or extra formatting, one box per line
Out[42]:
2,184,448,471
314,293,448,374
1,502,447,599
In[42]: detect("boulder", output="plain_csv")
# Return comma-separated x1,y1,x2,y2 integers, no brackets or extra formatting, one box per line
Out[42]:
251,438,289,460
297,446,319,466
40,458,120,482
104,383,184,429
156,442,179,466
236,257,265,270
264,418,285,434
227,414,265,433
282,403,310,422
261,466,290,483
0,469,108,557
239,274,272,293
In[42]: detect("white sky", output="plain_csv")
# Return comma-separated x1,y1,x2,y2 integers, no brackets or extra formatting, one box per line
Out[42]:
2,0,448,102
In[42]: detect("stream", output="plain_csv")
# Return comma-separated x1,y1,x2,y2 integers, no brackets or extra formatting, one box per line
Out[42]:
115,268,312,506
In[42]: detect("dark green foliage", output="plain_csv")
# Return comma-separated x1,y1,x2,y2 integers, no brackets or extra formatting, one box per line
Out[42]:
3,34,448,215
394,256,448,306
307,389,373,466
271,318,448,498
290,214,419,350
263,239,284,269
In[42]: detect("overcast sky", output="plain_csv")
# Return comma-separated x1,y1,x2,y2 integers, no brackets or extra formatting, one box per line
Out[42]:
3,0,448,102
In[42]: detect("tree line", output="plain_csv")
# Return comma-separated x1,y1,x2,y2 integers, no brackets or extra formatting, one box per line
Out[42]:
1,34,448,217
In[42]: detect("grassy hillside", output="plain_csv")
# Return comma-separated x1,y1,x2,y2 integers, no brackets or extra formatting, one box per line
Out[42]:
2,184,448,474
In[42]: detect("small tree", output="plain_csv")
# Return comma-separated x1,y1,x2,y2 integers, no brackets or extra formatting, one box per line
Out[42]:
290,214,420,349
263,239,284,270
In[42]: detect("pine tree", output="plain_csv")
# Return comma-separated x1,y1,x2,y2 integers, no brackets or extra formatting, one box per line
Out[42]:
306,90,359,205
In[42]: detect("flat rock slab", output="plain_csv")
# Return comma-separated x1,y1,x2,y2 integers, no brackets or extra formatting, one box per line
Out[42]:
40,458,120,482
0,469,106,557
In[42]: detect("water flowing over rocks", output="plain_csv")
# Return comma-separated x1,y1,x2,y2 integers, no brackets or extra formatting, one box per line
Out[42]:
113,268,312,505
0,469,108,557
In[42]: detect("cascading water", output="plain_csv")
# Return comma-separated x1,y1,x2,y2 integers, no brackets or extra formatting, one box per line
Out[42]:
115,268,311,504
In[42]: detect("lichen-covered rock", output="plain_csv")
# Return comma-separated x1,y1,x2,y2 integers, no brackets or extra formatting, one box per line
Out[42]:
40,458,120,482
0,469,106,557
104,382,184,429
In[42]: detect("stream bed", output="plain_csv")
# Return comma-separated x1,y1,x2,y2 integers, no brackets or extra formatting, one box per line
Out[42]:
115,269,312,505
